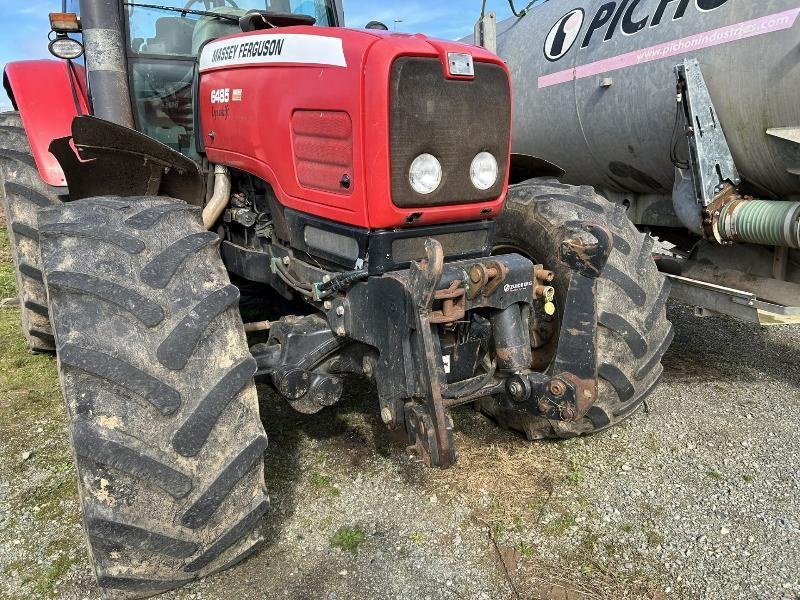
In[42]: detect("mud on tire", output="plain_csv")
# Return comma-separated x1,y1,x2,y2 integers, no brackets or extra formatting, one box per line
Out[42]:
0,110,62,352
39,196,268,598
479,179,673,439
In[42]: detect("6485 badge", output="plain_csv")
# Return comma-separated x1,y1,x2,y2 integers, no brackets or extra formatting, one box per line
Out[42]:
211,88,230,103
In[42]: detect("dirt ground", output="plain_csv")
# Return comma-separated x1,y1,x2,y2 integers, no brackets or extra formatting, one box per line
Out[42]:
1,214,798,600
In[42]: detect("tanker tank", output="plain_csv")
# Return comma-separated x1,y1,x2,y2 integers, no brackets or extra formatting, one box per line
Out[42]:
482,0,800,324
495,0,800,201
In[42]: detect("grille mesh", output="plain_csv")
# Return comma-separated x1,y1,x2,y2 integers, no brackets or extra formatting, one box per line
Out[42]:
389,58,511,208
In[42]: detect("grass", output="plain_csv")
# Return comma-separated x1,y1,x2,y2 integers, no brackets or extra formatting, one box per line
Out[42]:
0,210,83,596
426,436,559,531
330,526,366,553
0,223,17,299
742,474,754,483
707,470,723,481
33,552,79,597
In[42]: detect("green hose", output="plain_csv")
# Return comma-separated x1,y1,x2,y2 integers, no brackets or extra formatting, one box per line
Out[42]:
719,199,800,248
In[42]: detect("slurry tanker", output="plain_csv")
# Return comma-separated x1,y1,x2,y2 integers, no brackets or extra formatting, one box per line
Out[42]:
481,0,800,324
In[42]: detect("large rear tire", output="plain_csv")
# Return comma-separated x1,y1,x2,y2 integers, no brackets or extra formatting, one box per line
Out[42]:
0,110,62,352
479,179,673,439
39,197,269,598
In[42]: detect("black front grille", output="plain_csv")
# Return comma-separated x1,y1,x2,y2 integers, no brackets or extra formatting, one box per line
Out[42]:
389,58,511,208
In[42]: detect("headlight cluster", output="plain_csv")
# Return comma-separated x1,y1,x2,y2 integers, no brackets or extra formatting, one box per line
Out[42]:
409,153,442,195
408,152,498,195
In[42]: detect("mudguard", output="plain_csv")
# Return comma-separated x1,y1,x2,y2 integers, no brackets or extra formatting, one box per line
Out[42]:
3,59,89,187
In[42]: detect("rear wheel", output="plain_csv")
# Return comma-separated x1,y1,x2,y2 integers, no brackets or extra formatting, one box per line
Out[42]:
0,110,62,352
479,179,673,439
39,196,269,598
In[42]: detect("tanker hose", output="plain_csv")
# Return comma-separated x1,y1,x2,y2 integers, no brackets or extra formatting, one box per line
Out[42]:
718,199,800,249
506,0,537,18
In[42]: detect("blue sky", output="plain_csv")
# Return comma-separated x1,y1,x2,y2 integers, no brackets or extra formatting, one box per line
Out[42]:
0,0,516,110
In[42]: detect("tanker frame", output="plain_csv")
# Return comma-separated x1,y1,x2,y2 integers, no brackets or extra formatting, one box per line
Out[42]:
476,0,800,325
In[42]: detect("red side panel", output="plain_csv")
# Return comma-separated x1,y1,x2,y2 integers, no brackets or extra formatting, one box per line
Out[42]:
4,60,89,187
292,110,354,195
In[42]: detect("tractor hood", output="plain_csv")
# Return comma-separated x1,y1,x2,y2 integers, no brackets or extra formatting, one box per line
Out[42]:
197,26,511,230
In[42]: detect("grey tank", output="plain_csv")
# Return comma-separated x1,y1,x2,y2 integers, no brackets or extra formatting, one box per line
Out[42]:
495,0,800,200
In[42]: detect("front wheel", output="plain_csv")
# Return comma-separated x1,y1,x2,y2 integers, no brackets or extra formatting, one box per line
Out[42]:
39,197,269,598
479,179,673,439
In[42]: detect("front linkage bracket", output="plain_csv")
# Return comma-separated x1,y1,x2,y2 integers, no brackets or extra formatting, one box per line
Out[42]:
504,222,613,422
405,239,457,468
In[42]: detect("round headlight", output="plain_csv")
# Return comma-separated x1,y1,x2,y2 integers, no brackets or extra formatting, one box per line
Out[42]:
409,153,442,195
49,37,84,60
470,152,499,191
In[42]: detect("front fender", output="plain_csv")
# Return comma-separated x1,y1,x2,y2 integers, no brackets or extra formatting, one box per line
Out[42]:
3,59,89,187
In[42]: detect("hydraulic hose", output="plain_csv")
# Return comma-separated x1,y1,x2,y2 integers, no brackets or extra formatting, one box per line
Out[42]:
718,199,800,249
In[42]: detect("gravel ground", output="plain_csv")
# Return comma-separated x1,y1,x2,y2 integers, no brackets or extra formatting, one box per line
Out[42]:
1,249,798,599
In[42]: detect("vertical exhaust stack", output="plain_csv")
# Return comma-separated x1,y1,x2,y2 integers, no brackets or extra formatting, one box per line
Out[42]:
79,0,134,128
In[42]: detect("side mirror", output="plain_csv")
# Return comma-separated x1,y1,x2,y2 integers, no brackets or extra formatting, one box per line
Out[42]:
365,21,389,30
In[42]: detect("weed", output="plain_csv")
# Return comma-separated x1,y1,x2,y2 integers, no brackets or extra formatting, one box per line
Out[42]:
566,458,586,486
330,526,366,553
707,470,723,481
409,532,426,545
517,541,535,558
581,529,602,552
544,513,577,536
643,528,665,547
308,472,341,497
619,523,635,534
742,474,754,483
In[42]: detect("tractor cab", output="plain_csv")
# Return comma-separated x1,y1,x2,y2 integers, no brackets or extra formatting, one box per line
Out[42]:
126,0,339,155
65,0,340,156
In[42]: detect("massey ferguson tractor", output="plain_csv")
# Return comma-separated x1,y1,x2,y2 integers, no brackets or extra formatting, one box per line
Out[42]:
478,0,800,325
1,0,669,596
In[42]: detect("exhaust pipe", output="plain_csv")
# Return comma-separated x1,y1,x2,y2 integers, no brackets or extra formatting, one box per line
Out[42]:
79,0,134,128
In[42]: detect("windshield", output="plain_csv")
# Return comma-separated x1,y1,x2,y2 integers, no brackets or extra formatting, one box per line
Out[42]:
126,0,336,56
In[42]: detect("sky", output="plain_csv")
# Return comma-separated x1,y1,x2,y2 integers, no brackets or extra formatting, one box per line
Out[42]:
0,0,518,110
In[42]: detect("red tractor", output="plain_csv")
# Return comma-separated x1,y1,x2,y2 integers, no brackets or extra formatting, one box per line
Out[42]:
1,0,671,596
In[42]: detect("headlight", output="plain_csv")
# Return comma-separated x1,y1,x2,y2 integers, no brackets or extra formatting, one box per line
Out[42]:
470,152,498,190
409,153,442,195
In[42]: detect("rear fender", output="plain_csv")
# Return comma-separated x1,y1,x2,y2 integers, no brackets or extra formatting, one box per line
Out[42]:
3,59,89,187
